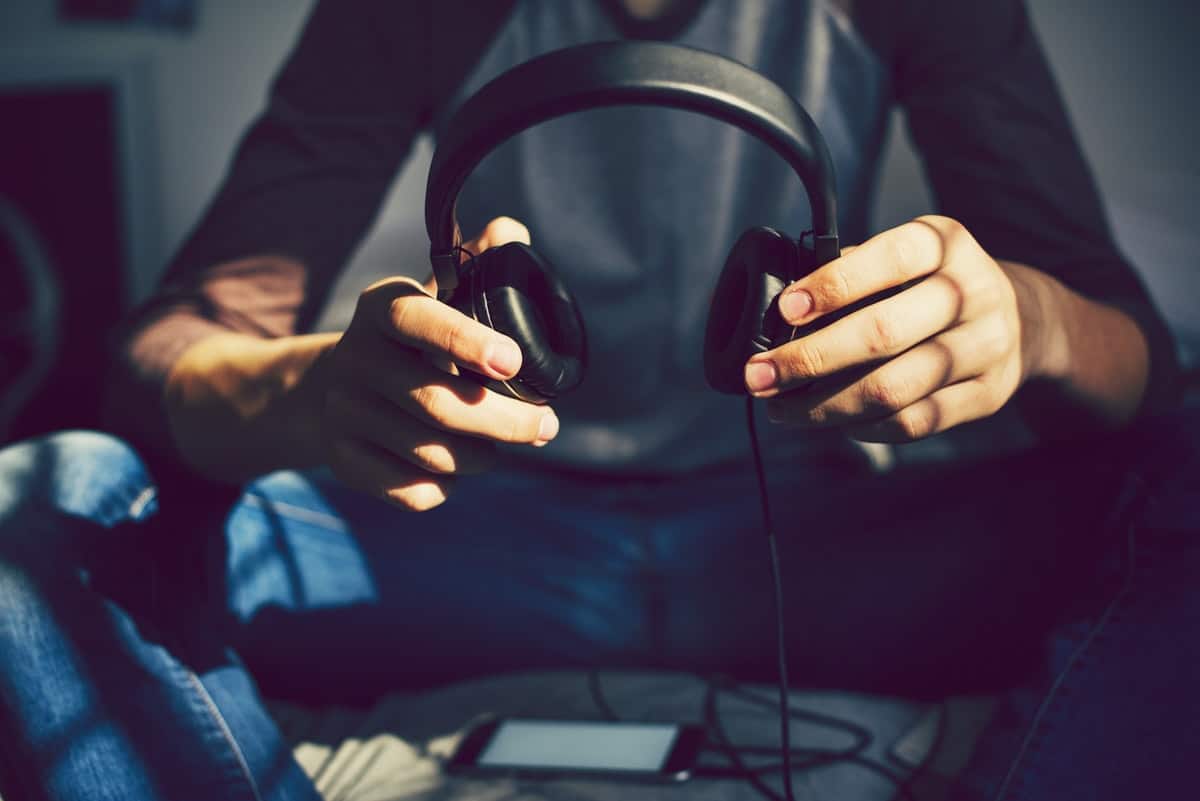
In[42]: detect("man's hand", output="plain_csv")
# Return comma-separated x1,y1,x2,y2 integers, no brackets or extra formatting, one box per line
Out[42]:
165,218,556,506
321,217,557,509
743,215,1148,441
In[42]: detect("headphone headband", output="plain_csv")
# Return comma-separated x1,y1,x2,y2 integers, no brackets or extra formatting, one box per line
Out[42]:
426,41,839,298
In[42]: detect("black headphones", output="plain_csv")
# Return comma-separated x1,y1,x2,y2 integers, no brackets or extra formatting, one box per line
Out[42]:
426,41,840,401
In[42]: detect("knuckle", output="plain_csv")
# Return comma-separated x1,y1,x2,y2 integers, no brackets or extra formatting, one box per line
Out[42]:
483,217,507,240
412,384,453,427
441,319,469,360
895,221,937,270
410,442,458,475
387,481,449,512
868,312,903,355
812,266,852,310
923,215,974,260
786,342,825,380
985,271,1011,304
358,278,426,333
980,314,1014,361
897,218,948,271
916,214,962,238
382,486,421,511
804,403,831,427
488,216,531,245
943,216,968,239
941,271,978,318
985,390,1005,417
890,226,923,274
983,377,1009,415
863,377,906,414
481,400,542,444
499,410,535,444
388,295,415,335
504,417,525,444
894,407,931,441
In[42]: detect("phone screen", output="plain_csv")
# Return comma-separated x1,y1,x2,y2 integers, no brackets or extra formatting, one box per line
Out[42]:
476,720,681,772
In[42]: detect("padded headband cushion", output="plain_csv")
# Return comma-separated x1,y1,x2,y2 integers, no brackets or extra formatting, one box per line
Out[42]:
474,243,586,399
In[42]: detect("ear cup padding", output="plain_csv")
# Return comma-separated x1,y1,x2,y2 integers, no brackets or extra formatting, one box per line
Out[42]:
704,227,796,394
475,242,586,400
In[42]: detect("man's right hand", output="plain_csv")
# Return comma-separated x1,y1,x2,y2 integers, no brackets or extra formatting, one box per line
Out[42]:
323,217,559,510
164,217,557,509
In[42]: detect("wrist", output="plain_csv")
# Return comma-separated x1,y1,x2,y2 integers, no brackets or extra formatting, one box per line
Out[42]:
1000,260,1070,385
1000,260,1150,429
164,331,339,481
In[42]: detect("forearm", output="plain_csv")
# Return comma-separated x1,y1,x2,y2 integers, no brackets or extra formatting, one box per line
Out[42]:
163,330,339,483
1005,260,1150,432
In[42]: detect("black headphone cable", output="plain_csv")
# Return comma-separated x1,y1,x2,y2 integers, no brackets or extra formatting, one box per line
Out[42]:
584,399,942,800
745,395,798,801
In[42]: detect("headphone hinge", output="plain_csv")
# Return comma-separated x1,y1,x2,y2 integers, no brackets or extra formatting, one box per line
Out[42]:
430,248,460,298
813,234,840,266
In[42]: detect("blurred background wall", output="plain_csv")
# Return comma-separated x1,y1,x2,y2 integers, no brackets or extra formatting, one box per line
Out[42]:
0,0,1196,442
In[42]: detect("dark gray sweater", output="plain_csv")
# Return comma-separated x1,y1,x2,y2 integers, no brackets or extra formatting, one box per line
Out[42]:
111,0,1178,474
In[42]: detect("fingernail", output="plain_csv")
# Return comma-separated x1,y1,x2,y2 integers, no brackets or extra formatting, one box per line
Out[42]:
486,340,522,377
779,290,813,323
537,412,559,444
745,360,778,393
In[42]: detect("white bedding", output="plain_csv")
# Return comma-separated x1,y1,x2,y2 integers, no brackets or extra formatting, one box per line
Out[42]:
268,671,994,801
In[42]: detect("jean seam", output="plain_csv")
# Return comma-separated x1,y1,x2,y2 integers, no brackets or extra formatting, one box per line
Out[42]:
992,481,1147,801
182,670,265,801
241,493,347,533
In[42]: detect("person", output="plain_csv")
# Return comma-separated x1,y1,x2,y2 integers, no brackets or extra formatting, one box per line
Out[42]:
0,1,1195,799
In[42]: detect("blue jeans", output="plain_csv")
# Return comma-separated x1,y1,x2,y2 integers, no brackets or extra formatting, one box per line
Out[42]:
0,410,1196,801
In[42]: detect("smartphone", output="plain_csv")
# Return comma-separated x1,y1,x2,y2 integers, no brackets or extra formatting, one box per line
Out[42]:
446,717,706,782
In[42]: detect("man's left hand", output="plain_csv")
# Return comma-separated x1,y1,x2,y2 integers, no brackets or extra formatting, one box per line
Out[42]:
744,215,1052,442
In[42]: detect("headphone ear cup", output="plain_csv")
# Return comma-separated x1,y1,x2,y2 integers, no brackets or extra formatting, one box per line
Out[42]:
703,227,798,394
471,242,586,403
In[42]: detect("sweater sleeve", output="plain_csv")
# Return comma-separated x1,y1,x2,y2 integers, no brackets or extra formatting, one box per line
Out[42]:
860,0,1180,420
104,0,515,469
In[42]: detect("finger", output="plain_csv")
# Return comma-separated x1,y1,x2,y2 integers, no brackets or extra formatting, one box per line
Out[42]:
776,216,965,326
747,270,967,396
328,434,455,511
767,313,1012,427
844,378,1003,444
460,216,531,260
326,386,497,475
426,216,532,352
340,341,559,446
359,279,524,381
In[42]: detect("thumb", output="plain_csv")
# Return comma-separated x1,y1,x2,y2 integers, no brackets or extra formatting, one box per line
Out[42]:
424,216,533,295
460,216,532,262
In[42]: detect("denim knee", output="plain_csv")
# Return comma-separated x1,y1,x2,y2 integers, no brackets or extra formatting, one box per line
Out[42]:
0,430,158,535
